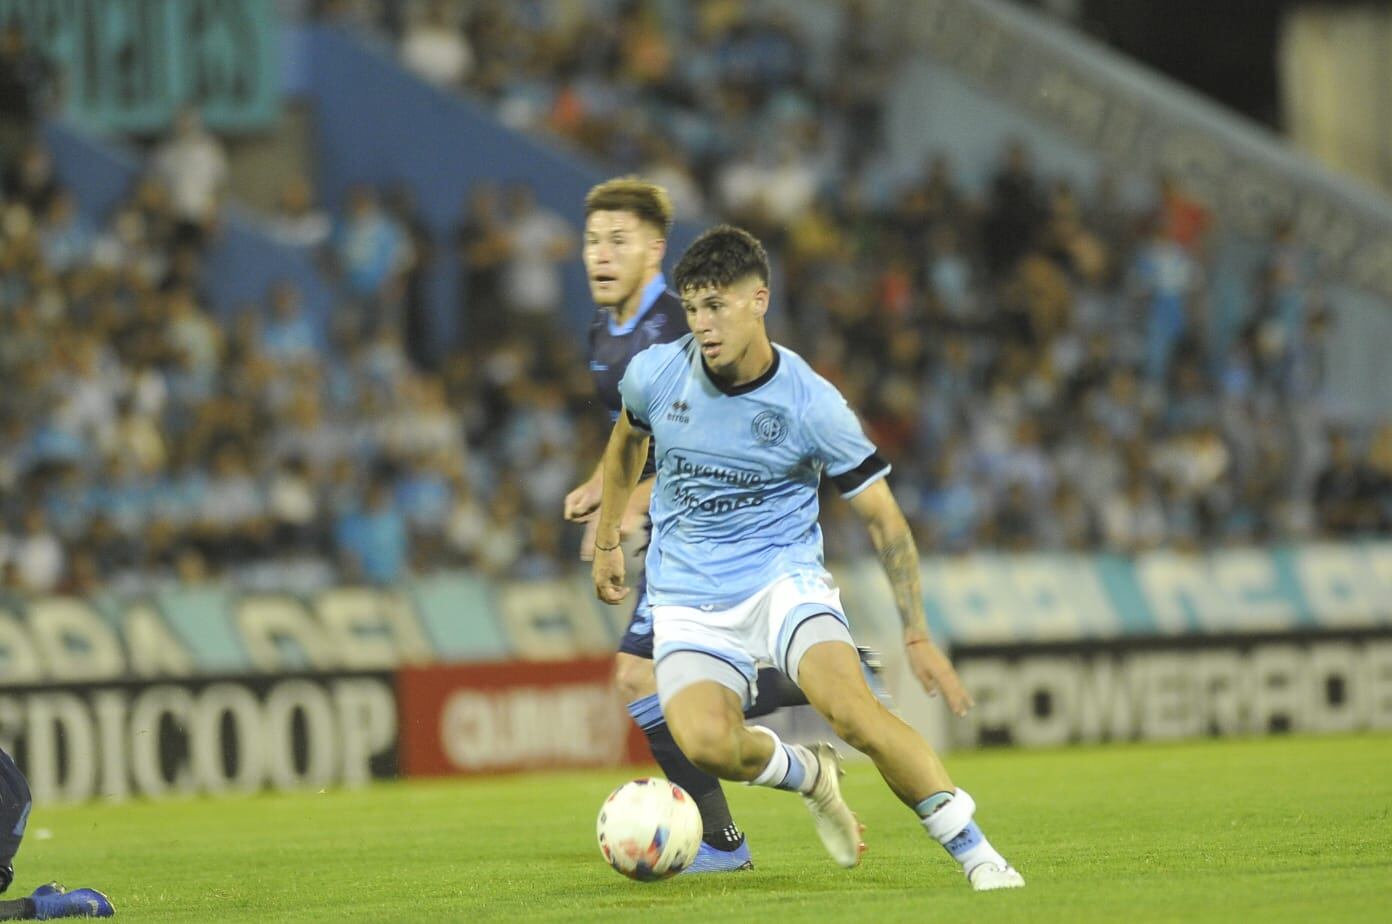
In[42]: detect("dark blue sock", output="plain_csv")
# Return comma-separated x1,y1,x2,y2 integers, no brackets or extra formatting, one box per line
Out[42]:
745,667,809,718
627,695,738,846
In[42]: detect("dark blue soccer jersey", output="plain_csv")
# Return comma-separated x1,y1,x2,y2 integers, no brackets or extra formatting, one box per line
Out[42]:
587,273,687,424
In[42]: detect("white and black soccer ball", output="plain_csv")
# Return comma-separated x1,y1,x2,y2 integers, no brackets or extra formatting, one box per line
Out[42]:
596,778,703,881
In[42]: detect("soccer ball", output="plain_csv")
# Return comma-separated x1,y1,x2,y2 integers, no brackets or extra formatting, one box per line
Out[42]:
596,778,703,881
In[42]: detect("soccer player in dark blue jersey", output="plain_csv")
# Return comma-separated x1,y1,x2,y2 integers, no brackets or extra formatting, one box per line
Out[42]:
564,178,755,872
0,747,114,919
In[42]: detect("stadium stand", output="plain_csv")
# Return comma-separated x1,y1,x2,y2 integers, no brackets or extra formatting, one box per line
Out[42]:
1,0,1389,598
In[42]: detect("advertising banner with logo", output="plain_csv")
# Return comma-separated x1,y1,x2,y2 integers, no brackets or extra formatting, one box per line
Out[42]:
949,630,1392,748
397,659,647,778
0,672,396,804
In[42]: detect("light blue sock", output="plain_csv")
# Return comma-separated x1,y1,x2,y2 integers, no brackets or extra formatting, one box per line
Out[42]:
775,745,808,792
749,726,814,793
625,693,665,732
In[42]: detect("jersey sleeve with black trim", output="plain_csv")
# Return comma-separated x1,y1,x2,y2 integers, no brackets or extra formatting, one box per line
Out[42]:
803,384,891,498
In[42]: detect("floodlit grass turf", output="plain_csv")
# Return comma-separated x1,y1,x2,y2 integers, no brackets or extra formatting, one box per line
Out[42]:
14,733,1390,922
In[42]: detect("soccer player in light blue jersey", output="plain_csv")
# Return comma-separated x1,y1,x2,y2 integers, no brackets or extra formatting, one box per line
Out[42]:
591,225,1025,890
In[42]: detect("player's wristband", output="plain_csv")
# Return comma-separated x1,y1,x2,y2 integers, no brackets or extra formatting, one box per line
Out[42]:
594,540,621,552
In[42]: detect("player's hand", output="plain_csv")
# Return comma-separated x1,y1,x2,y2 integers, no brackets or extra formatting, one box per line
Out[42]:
564,477,603,523
593,544,630,604
904,633,974,717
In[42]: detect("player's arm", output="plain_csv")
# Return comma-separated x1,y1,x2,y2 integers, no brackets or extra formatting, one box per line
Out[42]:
848,479,974,716
592,408,650,604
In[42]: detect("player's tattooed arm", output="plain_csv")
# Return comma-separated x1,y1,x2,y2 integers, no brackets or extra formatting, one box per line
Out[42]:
848,480,927,635
875,530,925,635
848,479,974,714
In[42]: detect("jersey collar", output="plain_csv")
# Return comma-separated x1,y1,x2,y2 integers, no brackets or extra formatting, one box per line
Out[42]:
607,272,668,336
702,344,781,396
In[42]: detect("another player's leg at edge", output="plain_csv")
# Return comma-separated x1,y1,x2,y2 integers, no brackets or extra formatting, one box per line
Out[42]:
0,748,115,919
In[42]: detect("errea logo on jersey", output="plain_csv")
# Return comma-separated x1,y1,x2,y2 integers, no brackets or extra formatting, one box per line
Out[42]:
667,400,690,423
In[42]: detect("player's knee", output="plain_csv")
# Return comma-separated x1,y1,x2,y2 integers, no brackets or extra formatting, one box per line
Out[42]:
821,696,884,754
672,717,742,777
614,656,656,703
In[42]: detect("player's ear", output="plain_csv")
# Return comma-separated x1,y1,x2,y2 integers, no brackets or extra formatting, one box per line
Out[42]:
751,283,770,319
649,236,666,270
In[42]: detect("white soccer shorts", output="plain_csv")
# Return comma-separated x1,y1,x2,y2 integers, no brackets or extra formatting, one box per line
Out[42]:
652,571,856,709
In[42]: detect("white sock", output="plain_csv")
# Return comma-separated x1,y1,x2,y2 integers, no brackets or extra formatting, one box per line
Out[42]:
919,788,1009,874
748,725,816,793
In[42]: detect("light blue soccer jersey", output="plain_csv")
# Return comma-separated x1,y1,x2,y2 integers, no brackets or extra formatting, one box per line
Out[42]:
618,335,890,608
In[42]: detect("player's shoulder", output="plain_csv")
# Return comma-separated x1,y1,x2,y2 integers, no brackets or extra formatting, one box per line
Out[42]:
774,344,847,405
628,333,696,380
644,289,688,344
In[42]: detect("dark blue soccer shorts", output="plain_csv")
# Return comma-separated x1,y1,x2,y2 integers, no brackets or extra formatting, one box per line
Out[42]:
617,572,655,660
0,745,31,887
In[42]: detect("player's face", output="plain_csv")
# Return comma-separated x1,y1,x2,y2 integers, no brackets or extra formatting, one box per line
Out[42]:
681,275,769,374
583,210,663,309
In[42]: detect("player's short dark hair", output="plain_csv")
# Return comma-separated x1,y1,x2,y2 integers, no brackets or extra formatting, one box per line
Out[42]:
672,225,769,294
584,177,673,235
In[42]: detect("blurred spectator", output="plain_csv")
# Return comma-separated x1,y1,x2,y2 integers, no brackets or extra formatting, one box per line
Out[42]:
1156,172,1211,252
3,140,58,213
1313,430,1376,536
260,282,324,365
983,139,1045,274
11,505,64,593
267,455,320,554
266,176,333,249
400,0,473,89
335,473,409,584
332,184,414,325
455,183,511,345
1129,217,1199,386
497,184,574,328
151,108,228,246
38,190,95,271
0,23,53,163
383,183,436,370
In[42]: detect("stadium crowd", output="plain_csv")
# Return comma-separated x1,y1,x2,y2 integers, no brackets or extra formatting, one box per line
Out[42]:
1,1,1390,595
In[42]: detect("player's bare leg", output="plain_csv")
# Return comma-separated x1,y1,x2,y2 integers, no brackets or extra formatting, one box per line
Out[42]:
615,655,752,871
662,681,772,780
614,652,658,702
795,639,1024,890
664,679,865,868
794,640,952,801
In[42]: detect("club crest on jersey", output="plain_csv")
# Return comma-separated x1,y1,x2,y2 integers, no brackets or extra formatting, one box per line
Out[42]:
751,410,788,446
667,400,691,423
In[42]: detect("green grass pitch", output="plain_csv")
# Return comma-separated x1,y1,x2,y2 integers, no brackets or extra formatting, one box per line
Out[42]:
14,733,1390,922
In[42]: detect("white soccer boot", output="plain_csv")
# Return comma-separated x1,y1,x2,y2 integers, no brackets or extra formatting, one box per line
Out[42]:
967,862,1026,891
800,742,865,868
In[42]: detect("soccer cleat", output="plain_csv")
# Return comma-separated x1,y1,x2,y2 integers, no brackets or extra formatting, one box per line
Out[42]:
680,838,754,873
967,862,1026,891
30,882,66,899
30,886,114,919
857,646,892,706
800,742,865,868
